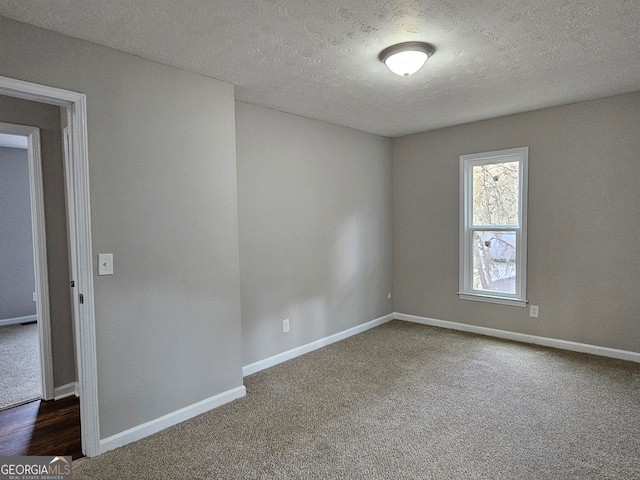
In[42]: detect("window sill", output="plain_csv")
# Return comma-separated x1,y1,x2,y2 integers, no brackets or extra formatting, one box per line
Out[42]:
458,293,527,308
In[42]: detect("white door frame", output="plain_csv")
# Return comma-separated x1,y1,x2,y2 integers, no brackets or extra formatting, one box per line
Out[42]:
62,126,82,403
0,75,100,456
0,121,54,401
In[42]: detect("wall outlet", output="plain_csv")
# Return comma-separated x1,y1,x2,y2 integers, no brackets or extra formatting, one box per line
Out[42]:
529,305,539,318
282,318,290,333
33,292,37,302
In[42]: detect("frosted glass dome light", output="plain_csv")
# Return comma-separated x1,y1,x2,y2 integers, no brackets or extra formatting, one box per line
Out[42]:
379,42,435,76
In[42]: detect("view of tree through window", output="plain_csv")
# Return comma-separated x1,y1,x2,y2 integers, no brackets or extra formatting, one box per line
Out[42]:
460,147,528,305
471,162,519,293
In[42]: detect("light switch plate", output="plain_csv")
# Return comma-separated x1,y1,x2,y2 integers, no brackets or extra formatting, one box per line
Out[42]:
98,254,113,275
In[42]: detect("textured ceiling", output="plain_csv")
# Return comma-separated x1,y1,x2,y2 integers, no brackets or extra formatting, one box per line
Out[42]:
0,0,639,137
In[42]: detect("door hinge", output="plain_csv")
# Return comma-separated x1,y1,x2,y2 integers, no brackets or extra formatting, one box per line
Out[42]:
70,280,75,288
79,294,84,304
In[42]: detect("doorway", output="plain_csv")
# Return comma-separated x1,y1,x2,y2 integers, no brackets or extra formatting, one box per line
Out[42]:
0,127,52,411
0,76,99,457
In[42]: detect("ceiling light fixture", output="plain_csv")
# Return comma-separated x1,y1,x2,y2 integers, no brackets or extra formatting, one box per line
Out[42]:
379,41,436,76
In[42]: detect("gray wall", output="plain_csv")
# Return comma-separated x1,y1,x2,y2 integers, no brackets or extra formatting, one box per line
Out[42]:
0,96,76,387
0,146,36,319
393,91,640,353
236,102,394,365
0,17,243,439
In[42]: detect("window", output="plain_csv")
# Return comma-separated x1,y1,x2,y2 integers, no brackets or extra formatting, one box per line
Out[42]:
459,147,528,307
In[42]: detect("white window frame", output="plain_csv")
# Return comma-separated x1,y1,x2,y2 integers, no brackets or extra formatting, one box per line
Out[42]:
458,147,528,307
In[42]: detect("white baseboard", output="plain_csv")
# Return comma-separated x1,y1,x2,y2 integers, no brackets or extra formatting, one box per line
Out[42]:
243,313,395,377
54,382,78,400
99,385,246,455
0,315,37,327
395,312,640,363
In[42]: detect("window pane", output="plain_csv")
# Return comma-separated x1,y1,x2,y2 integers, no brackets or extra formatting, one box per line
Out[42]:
472,230,516,294
472,161,519,226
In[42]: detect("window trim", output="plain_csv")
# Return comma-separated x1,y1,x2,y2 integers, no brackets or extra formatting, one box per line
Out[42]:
458,147,529,307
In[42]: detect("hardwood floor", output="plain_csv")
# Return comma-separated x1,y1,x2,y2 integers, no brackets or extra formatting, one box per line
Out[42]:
0,396,82,459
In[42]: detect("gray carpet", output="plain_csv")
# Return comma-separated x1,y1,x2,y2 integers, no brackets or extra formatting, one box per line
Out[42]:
0,323,42,410
74,321,640,479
